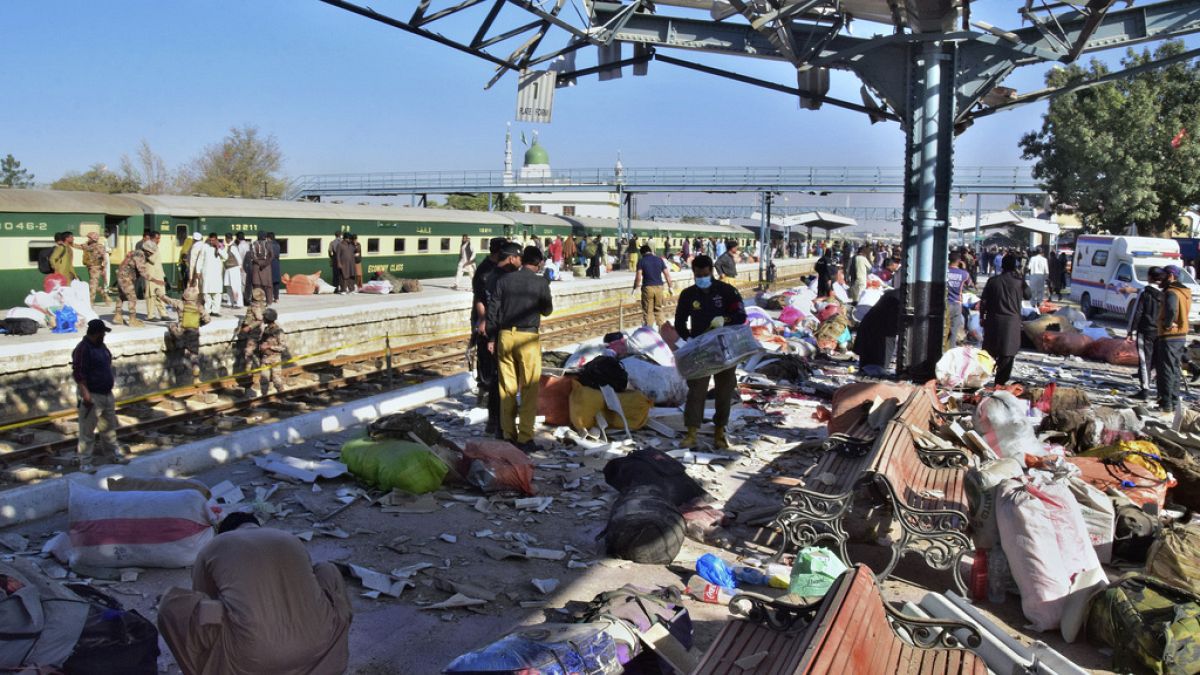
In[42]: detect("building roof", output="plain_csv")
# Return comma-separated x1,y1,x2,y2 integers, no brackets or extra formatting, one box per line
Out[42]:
122,194,513,224
0,189,144,216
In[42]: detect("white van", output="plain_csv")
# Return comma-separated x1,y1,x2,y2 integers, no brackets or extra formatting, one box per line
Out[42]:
1070,235,1200,325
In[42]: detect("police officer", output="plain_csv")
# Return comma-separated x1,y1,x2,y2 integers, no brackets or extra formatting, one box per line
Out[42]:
80,231,109,305
487,245,553,452
255,308,289,396
471,237,511,434
674,255,747,450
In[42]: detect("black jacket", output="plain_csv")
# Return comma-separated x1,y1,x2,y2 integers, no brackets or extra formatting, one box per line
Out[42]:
715,252,738,279
674,280,746,340
1128,286,1162,338
487,267,553,334
980,271,1031,358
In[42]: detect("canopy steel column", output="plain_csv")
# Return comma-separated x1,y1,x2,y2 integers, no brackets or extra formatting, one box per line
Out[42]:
897,40,956,381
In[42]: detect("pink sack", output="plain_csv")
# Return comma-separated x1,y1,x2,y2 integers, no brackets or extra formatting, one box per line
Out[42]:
778,306,804,328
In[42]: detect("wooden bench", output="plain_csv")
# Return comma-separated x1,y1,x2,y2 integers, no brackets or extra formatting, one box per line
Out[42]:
692,564,985,675
768,390,973,594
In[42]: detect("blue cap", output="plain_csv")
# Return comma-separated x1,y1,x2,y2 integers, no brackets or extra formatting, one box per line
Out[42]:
1165,265,1184,279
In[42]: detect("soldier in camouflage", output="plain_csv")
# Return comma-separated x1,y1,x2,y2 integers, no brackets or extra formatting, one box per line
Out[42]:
255,308,289,395
143,233,169,320
115,242,161,327
164,286,210,383
80,231,109,305
237,286,268,371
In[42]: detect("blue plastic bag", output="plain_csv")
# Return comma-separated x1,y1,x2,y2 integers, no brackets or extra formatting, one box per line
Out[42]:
696,553,737,590
52,306,78,333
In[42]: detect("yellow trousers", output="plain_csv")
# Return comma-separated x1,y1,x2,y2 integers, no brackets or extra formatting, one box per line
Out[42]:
498,328,542,444
641,285,666,327
145,280,168,319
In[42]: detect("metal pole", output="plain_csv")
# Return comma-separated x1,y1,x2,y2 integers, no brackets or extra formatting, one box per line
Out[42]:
973,193,982,264
488,193,494,211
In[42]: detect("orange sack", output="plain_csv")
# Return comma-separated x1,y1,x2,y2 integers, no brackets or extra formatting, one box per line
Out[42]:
458,439,535,496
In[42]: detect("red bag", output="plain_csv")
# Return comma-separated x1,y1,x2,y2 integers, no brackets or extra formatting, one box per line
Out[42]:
458,440,535,496
1082,337,1140,366
538,374,574,427
1040,331,1093,356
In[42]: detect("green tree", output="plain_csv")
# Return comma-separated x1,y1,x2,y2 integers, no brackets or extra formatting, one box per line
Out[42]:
1020,40,1200,235
51,163,141,193
180,125,286,198
443,193,523,211
1,154,34,188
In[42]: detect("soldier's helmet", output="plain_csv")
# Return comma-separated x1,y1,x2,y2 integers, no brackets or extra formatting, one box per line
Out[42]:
182,287,199,301
251,288,266,303
263,308,278,323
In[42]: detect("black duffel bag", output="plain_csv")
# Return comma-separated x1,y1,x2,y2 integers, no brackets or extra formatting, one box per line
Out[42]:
3,317,39,336
605,484,685,565
604,449,705,507
578,355,628,392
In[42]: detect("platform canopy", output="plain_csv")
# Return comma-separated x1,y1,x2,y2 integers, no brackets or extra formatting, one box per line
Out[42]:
950,210,1060,237
775,211,858,234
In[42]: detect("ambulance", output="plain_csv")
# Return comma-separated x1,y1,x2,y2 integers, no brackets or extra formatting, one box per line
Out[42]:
1070,235,1200,325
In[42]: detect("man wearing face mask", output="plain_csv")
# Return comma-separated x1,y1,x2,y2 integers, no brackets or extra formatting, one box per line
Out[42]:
72,319,121,472
674,255,747,450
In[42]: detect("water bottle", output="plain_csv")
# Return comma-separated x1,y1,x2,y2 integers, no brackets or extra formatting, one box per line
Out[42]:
988,547,1010,604
686,575,734,605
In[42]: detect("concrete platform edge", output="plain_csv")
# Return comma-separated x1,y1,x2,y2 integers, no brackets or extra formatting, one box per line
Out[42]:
0,372,473,528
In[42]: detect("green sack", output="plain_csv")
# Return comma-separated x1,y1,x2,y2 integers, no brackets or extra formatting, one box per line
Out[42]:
1087,574,1200,675
788,547,848,598
341,438,449,494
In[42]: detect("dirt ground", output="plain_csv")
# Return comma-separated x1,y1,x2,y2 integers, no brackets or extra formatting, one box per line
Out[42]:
1,340,1139,674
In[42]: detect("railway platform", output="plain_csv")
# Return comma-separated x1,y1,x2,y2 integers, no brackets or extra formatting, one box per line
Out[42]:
1,257,814,424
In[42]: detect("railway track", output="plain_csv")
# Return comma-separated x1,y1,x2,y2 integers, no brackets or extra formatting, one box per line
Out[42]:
0,274,802,483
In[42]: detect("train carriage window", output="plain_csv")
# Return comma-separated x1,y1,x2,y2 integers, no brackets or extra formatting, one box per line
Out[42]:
418,238,429,252
440,237,451,252
307,238,321,255
275,238,289,255
175,225,188,244
393,238,406,253
367,238,380,253
479,238,487,252
27,241,54,265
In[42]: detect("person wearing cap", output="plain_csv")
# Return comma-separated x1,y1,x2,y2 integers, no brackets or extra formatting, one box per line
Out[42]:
195,232,228,316
72,319,120,471
156,512,352,675
471,237,511,432
632,243,673,327
714,239,739,281
1155,264,1192,413
114,243,153,326
675,255,747,450
1126,266,1164,401
487,245,553,452
80,231,109,305
143,232,170,321
253,308,289,396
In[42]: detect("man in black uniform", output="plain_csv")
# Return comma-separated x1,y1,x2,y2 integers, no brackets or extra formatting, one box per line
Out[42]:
472,238,516,435
674,255,747,450
488,246,554,452
1126,266,1164,401
854,288,901,378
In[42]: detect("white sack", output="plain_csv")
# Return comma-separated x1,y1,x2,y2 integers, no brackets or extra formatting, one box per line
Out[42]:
973,391,1044,460
67,483,214,569
621,357,688,406
625,325,675,367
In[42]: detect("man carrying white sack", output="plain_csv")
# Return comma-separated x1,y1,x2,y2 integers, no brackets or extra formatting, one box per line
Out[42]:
157,512,353,675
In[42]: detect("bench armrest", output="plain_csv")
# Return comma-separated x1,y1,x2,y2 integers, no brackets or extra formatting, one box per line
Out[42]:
917,447,971,468
884,602,983,650
728,591,823,633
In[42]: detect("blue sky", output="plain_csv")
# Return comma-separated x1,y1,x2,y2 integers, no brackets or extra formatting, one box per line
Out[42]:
1,0,1192,185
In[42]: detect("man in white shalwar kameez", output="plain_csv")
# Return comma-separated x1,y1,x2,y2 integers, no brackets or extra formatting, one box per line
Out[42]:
196,233,228,317
223,233,245,308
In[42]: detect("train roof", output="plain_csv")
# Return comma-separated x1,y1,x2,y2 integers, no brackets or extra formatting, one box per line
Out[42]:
122,194,513,225
495,211,568,227
0,189,144,216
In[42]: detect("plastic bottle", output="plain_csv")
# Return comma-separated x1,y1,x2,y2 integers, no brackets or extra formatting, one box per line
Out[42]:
987,547,1010,604
686,575,734,605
